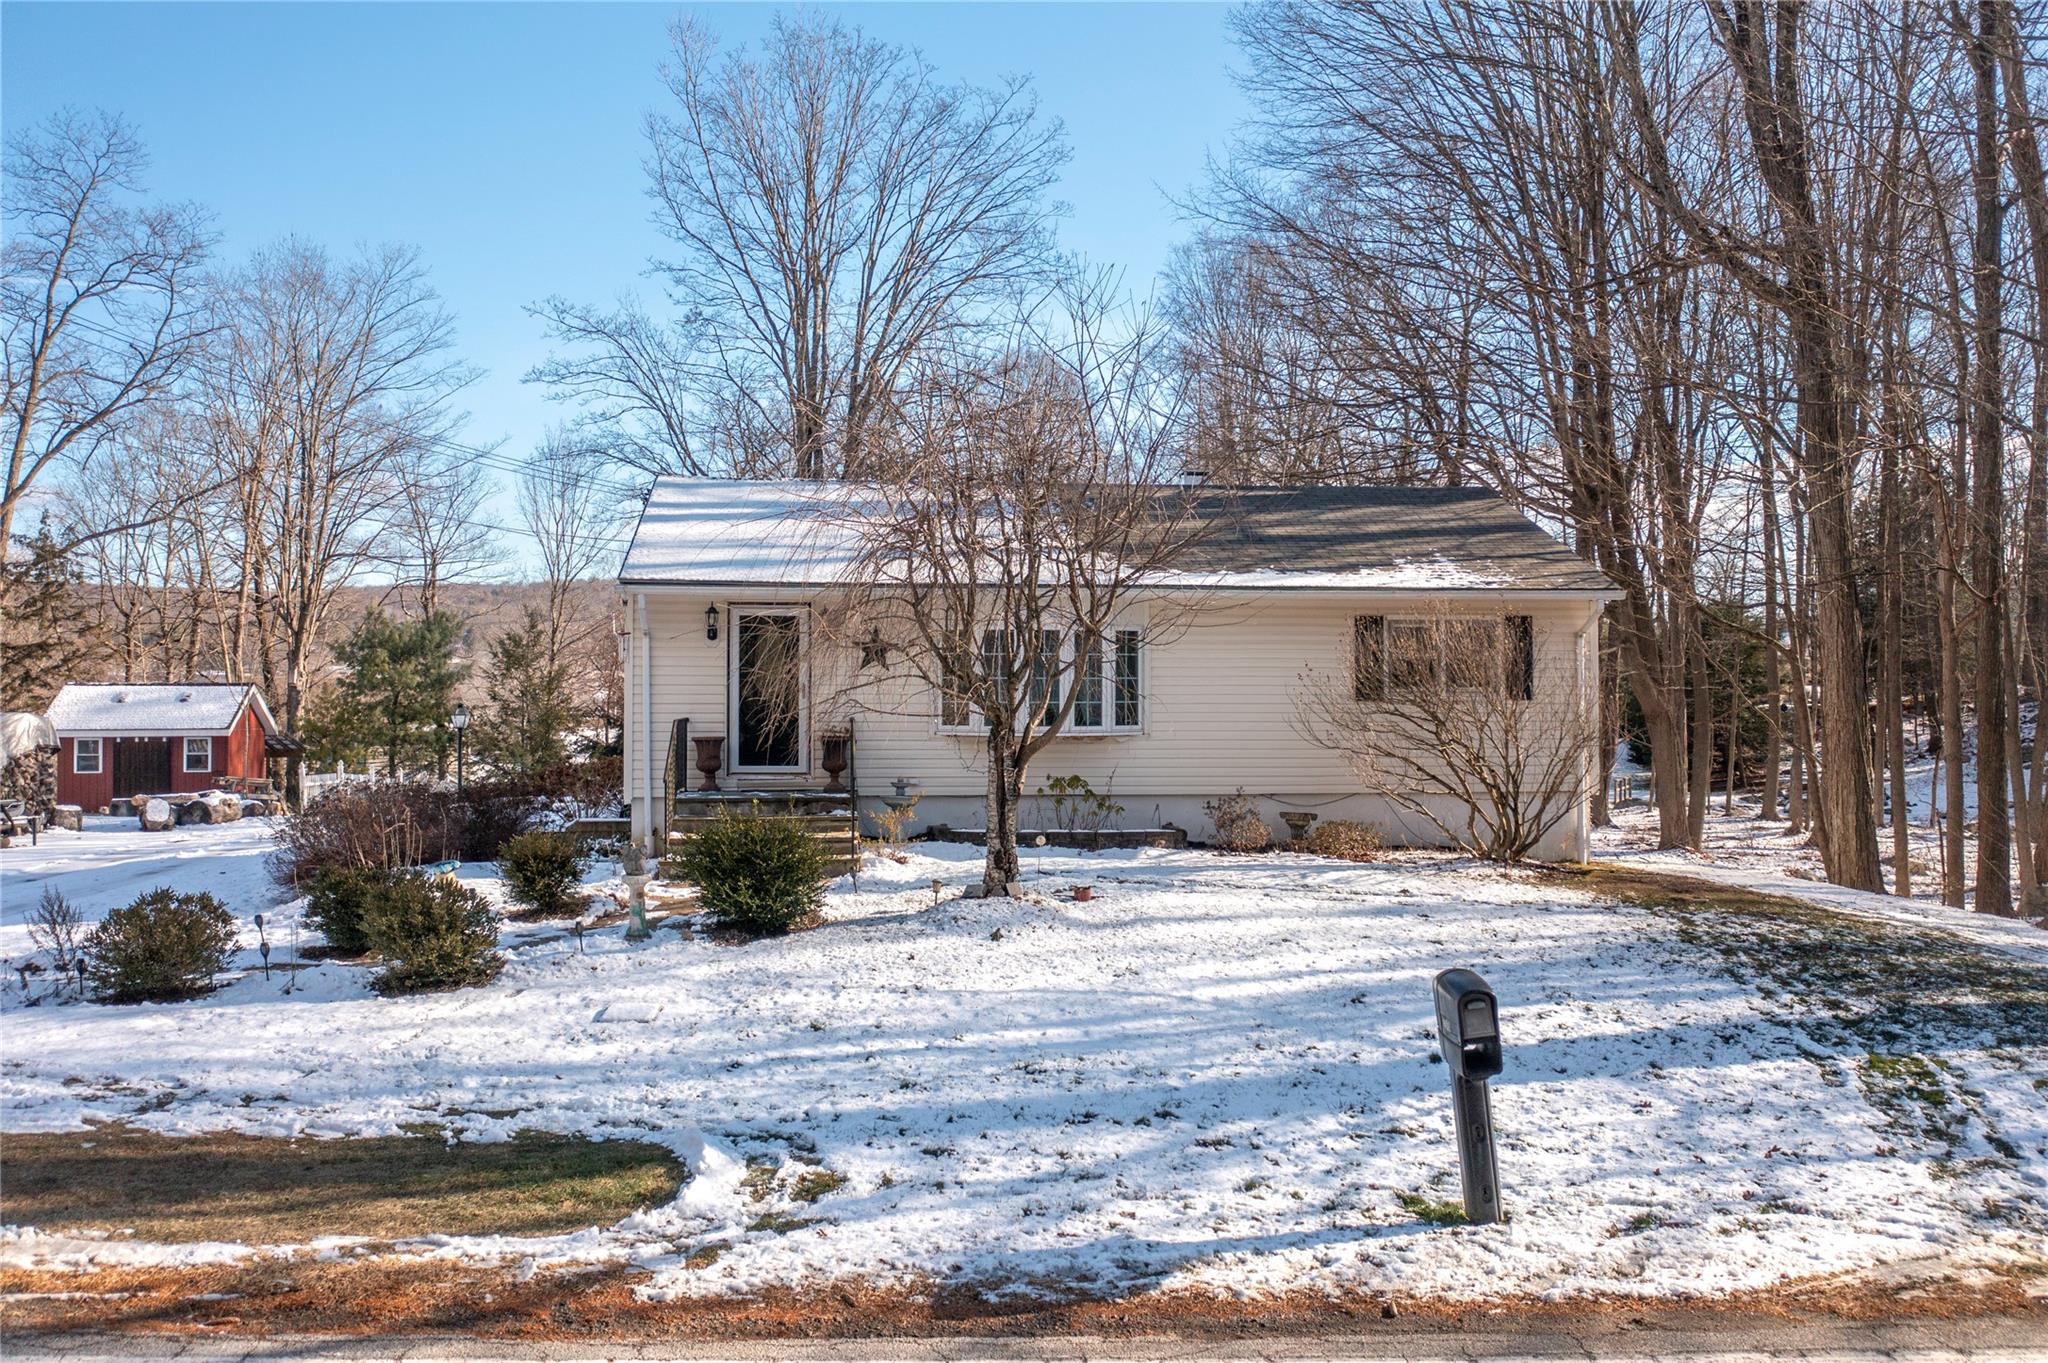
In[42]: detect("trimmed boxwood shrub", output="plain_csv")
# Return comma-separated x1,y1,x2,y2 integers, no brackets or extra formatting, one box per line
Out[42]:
665,810,827,936
84,889,239,1003
498,831,589,918
361,873,503,995
302,866,394,956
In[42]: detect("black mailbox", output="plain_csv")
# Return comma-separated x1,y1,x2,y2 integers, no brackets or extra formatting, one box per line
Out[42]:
1433,968,1502,1081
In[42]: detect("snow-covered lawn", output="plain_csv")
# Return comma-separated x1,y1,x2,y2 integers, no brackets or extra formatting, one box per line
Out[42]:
1,817,2043,1306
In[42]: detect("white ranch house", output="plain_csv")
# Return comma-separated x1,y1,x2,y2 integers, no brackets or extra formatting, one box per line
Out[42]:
618,478,1619,860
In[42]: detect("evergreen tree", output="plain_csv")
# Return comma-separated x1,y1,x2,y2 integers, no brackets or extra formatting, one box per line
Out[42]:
0,531,108,711
307,610,466,777
477,607,576,778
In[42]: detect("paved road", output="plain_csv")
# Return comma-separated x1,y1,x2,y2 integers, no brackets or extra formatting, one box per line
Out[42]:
6,1317,2046,1363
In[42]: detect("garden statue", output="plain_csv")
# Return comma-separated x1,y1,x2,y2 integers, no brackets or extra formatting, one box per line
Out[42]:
620,838,655,941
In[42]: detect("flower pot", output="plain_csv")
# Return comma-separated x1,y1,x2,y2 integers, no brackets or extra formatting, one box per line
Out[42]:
1072,884,1094,902
821,735,850,792
692,735,725,792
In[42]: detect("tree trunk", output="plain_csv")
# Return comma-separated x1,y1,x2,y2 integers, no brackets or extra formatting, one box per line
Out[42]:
1687,617,1712,845
1968,0,2014,914
982,724,1023,894
1937,550,1968,906
1881,408,1910,895
1761,444,1783,821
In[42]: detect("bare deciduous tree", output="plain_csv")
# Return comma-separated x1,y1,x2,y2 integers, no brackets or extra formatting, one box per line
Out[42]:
204,239,471,796
2,110,212,548
1294,614,1593,862
838,285,1207,892
641,13,1069,478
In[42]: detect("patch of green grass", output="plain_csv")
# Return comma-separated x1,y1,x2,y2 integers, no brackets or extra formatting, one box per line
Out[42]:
746,1212,816,1234
739,1156,779,1203
1859,1052,1956,1137
0,1126,684,1243
788,1168,848,1203
1575,864,2048,1186
1395,1191,1468,1226
683,1240,729,1268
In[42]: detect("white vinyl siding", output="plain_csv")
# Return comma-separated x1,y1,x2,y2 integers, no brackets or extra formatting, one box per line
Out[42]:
625,590,1599,856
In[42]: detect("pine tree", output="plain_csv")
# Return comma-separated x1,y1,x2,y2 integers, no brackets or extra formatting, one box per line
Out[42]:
0,532,108,711
306,610,467,777
477,607,577,779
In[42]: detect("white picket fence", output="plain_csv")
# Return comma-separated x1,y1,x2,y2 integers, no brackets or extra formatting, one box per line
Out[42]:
298,770,379,805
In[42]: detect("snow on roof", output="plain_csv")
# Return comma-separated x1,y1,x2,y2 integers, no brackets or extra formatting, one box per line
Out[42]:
620,478,1617,595
619,479,872,586
46,683,275,737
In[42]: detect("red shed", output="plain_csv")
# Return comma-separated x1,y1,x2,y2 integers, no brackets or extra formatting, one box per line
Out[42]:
47,683,280,812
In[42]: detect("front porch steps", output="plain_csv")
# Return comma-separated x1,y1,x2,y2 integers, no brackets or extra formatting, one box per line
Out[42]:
668,790,860,876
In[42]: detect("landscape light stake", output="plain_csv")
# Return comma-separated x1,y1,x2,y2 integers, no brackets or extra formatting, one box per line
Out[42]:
74,959,87,1000
1432,968,1504,1226
283,913,300,996
255,913,271,979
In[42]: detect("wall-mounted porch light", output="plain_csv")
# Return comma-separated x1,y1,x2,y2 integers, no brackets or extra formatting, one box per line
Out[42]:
705,605,720,641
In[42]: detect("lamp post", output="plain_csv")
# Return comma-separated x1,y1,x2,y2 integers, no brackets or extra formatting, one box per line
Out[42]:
449,702,470,797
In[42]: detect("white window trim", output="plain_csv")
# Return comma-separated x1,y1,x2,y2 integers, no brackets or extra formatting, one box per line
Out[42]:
73,737,102,774
184,736,213,773
935,619,1147,738
726,605,810,773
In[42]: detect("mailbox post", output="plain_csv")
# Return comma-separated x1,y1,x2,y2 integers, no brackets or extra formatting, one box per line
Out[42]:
1432,968,1503,1225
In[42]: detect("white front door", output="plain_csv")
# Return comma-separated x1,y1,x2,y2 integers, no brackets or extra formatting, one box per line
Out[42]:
728,607,808,773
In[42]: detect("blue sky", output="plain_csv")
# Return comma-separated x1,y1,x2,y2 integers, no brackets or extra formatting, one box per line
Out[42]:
2,2,1249,576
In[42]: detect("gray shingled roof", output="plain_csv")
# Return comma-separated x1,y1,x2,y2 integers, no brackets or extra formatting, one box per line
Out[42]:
1171,485,1614,592
619,477,1615,594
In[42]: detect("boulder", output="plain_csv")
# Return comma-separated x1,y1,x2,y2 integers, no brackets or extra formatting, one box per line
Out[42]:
139,798,174,831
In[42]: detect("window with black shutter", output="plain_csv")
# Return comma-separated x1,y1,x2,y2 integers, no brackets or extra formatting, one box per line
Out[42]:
1353,615,1386,701
1507,615,1534,700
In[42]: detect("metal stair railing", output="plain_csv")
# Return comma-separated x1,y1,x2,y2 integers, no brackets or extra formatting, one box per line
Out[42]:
661,717,687,843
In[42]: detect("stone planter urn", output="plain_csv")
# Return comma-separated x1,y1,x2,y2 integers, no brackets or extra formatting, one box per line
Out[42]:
1281,811,1318,842
692,735,725,792
821,735,850,792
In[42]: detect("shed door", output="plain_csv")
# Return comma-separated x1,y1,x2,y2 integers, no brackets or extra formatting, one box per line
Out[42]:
111,738,172,799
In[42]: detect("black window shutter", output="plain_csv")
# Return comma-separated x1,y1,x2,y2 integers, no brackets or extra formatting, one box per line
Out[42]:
1353,615,1386,701
1508,615,1534,700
